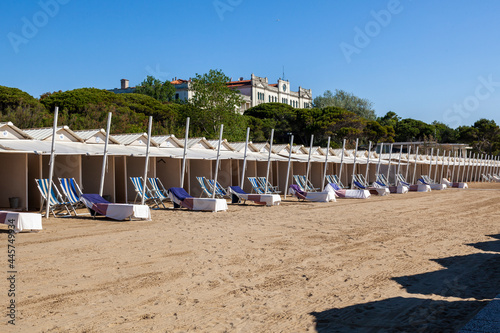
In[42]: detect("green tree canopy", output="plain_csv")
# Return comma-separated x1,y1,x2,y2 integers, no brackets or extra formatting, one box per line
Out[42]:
135,76,176,102
187,69,246,140
313,89,377,120
0,86,51,128
39,88,181,134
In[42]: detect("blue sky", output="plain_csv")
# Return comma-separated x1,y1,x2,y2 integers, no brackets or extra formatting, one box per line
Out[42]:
2,0,500,128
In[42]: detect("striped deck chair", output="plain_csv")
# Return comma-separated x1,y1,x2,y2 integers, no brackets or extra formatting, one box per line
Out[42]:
356,174,369,188
248,177,265,194
257,177,281,194
148,177,169,207
306,176,319,192
331,175,346,189
376,174,390,186
58,178,88,215
35,178,71,217
297,175,319,192
352,175,368,190
395,174,410,187
206,179,227,198
196,177,214,197
293,175,306,191
129,177,160,208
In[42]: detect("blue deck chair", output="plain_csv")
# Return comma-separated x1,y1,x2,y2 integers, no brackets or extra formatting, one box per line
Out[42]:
130,177,160,208
376,174,390,186
396,174,410,186
421,175,435,184
35,178,71,217
248,177,265,194
298,175,319,192
257,177,281,194
355,174,369,188
352,176,367,190
293,175,306,191
148,177,169,207
58,178,88,215
332,175,346,189
196,177,214,197
206,179,227,197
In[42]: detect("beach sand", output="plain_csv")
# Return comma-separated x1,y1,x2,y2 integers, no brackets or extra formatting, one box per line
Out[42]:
1,183,500,332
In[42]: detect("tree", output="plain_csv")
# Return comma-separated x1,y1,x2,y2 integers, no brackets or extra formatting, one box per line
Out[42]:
135,76,176,102
313,89,376,120
244,102,297,143
394,118,435,142
39,88,181,134
188,69,245,140
471,119,500,154
377,111,400,129
432,121,457,143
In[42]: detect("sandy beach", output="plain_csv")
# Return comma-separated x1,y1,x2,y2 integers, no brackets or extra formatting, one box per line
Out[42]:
2,183,500,332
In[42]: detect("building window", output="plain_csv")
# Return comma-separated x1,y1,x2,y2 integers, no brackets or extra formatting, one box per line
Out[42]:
175,93,179,100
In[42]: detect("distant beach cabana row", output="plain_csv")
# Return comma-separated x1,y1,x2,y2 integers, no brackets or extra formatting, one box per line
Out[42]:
0,120,498,211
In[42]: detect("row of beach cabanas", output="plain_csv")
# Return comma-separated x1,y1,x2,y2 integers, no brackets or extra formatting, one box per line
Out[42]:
1,111,499,214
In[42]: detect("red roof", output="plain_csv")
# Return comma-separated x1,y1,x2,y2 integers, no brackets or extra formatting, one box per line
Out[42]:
171,79,190,84
227,80,251,87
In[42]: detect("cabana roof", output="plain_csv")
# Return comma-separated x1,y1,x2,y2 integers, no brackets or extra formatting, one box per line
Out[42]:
302,146,324,156
271,144,288,154
206,139,236,151
179,137,214,149
250,143,269,153
0,122,33,140
230,141,260,153
75,129,120,144
112,133,159,147
24,126,84,143
152,135,183,148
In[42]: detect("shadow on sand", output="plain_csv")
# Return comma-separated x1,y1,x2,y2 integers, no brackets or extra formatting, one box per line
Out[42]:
311,297,482,332
310,235,500,332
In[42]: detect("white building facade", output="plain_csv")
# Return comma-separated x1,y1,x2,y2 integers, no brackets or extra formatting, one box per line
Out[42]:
226,74,313,113
109,74,313,114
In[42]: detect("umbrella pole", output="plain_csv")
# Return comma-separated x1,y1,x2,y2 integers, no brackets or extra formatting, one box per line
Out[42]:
376,142,384,176
212,125,224,199
412,146,419,185
350,138,359,189
264,129,274,194
322,137,331,191
240,127,250,188
99,112,112,197
405,145,412,183
364,141,372,186
386,143,393,185
141,116,152,205
338,138,346,185
180,117,190,188
305,134,314,184
284,135,294,198
46,107,59,218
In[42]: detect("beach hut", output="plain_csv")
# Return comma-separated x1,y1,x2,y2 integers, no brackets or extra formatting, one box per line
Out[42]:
0,122,33,210
207,139,236,189
75,129,120,202
23,126,90,209
112,133,159,203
